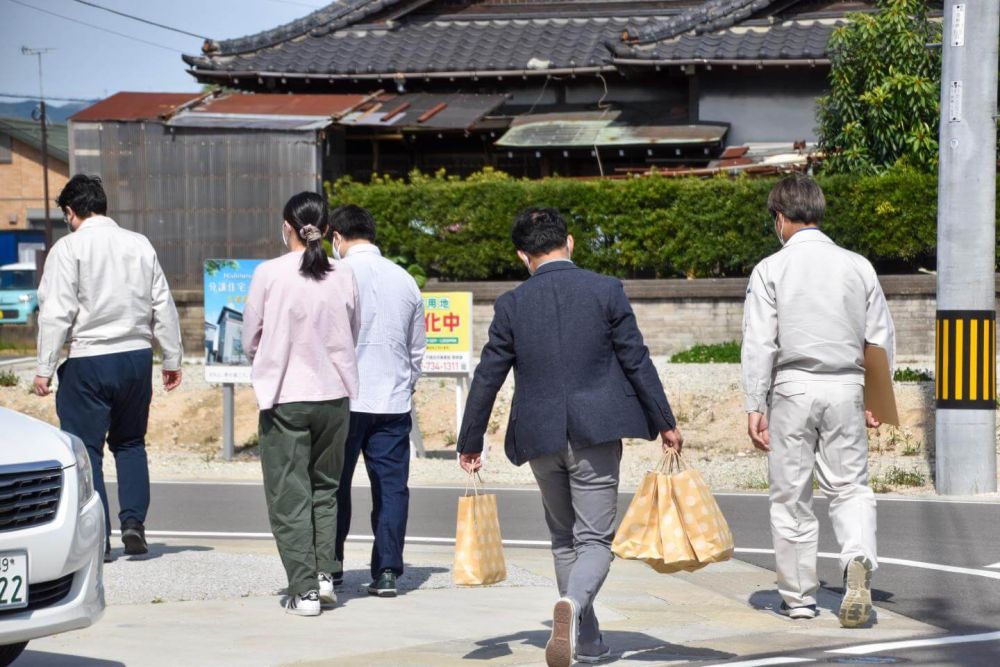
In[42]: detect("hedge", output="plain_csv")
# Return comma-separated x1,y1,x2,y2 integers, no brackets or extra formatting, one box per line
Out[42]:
327,166,958,281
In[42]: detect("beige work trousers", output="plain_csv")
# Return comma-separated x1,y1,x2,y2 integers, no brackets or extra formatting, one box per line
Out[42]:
767,380,878,608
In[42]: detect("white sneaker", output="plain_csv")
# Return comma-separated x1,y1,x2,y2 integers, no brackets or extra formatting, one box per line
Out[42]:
318,572,337,607
778,602,818,620
545,597,578,667
285,590,321,616
839,556,874,628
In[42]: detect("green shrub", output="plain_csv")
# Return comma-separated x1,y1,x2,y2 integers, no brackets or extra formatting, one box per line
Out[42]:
871,465,927,492
670,341,741,364
894,367,932,382
328,166,953,281
0,370,18,388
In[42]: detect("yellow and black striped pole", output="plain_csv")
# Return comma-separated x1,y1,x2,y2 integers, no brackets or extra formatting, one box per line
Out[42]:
935,311,996,409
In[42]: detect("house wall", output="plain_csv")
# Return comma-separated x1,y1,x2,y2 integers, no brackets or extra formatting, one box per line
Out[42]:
0,136,69,231
69,121,321,290
697,69,829,146
170,275,947,363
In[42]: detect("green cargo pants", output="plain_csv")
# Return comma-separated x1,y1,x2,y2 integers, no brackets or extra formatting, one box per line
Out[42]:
259,398,350,596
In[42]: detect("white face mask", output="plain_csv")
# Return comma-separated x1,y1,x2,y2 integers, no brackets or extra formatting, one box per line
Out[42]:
331,234,342,260
774,216,786,247
281,222,290,249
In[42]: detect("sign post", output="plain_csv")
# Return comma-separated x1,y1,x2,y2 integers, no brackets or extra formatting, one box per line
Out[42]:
204,259,262,461
421,292,476,459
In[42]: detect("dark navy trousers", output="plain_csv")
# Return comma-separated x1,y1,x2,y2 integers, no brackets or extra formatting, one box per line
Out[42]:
56,349,153,544
335,412,411,578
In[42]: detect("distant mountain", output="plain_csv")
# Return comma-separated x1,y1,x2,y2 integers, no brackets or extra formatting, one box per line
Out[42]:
0,100,95,123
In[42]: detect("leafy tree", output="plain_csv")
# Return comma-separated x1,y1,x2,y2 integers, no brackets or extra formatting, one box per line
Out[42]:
817,0,942,174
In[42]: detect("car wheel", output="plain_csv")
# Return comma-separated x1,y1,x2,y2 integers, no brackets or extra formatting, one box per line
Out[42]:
0,641,28,667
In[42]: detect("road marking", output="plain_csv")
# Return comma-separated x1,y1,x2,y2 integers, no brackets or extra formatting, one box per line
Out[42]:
703,658,813,666
0,356,33,368
111,529,551,547
735,548,1000,581
985,562,1000,569
828,630,1000,655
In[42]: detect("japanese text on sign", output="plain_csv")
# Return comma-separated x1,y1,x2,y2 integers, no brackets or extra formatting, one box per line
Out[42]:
422,292,473,375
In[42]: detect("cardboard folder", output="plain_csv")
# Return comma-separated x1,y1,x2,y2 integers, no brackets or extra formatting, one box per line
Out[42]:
864,344,900,426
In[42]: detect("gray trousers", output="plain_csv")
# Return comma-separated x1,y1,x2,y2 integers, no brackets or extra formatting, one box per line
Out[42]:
529,441,622,648
768,381,878,608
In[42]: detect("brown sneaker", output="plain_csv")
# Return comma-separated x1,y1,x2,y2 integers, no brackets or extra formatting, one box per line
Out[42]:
839,556,874,628
545,597,577,667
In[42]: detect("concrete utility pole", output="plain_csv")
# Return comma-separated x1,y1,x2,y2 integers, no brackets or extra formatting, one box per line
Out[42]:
935,2,999,494
22,46,54,251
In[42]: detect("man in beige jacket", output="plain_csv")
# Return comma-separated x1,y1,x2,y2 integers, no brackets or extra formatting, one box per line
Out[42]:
741,174,895,628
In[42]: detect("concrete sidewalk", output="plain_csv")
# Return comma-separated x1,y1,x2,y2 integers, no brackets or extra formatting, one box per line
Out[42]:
22,539,939,667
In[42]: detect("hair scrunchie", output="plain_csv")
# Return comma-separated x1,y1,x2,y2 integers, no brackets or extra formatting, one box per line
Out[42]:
299,224,323,243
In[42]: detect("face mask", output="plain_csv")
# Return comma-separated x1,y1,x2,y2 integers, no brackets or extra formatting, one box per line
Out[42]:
517,251,533,275
331,235,342,260
281,223,290,249
774,216,786,247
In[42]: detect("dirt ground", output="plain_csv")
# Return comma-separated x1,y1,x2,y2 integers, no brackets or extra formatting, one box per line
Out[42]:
2,358,968,492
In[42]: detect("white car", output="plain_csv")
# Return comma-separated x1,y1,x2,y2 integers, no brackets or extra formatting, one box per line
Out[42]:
0,407,105,666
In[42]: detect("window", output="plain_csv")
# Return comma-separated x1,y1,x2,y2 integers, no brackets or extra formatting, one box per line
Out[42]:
0,134,11,164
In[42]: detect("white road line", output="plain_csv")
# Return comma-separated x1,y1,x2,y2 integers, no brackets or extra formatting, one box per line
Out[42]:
0,356,33,368
828,630,1000,655
735,548,1000,581
985,562,1000,569
702,658,814,666
111,529,550,547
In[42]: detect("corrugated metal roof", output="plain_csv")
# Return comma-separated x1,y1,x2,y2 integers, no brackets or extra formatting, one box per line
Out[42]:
166,112,334,131
70,92,203,122
338,93,508,131
195,93,368,117
0,116,69,163
497,110,727,148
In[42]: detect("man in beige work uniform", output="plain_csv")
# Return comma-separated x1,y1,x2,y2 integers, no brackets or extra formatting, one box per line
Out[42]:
741,175,895,628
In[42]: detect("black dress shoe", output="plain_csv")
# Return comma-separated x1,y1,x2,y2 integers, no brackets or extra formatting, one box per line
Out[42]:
367,570,397,597
121,518,148,556
103,544,115,563
331,570,344,586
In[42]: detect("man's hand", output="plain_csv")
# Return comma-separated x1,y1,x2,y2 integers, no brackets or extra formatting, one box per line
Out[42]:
32,375,52,397
661,428,683,453
163,369,183,392
865,410,881,429
459,452,482,474
748,411,771,452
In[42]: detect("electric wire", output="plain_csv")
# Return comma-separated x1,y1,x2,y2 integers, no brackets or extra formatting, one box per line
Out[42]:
70,0,211,41
7,0,185,53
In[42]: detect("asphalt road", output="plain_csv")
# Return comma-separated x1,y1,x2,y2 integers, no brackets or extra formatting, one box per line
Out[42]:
108,482,1000,665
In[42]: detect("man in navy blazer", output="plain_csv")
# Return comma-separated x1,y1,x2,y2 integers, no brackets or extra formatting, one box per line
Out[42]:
457,208,682,667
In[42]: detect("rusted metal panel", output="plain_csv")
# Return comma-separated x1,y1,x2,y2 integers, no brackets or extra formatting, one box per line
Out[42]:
196,93,368,117
338,93,508,131
69,92,203,122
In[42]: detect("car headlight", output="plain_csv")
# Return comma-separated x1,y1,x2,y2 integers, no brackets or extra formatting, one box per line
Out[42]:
70,435,96,508
18,294,31,303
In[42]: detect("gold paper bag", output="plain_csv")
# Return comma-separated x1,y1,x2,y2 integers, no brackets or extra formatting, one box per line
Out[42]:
453,475,507,586
670,453,734,566
650,470,704,573
612,464,701,573
611,470,663,563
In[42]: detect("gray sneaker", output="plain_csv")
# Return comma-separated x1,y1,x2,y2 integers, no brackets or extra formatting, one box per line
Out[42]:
839,555,874,628
545,597,578,667
576,635,612,664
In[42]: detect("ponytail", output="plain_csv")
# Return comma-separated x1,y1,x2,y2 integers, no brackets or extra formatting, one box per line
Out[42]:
282,192,333,280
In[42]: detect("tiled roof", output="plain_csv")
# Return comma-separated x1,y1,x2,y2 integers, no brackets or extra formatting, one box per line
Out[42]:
185,1,852,79
187,16,668,76
615,19,842,63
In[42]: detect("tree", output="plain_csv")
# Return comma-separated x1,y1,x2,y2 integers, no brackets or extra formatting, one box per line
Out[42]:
817,0,942,174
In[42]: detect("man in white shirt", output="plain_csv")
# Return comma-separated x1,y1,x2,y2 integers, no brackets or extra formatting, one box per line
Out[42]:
742,174,895,628
33,174,183,562
330,205,426,597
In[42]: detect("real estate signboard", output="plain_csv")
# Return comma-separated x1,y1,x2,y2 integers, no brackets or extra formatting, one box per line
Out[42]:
203,259,262,384
421,292,473,376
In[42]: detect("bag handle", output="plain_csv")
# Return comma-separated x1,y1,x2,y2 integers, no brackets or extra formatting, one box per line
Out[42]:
464,471,485,497
654,448,687,474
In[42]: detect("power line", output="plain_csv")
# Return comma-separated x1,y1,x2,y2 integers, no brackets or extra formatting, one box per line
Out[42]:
264,0,326,8
0,92,96,103
71,0,211,40
7,0,184,53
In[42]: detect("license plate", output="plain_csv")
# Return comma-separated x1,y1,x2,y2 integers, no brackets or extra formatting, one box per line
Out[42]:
0,551,28,610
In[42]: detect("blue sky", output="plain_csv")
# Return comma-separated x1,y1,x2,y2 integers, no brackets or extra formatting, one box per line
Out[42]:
0,0,326,107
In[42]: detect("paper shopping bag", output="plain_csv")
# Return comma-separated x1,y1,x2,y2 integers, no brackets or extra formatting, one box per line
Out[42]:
669,454,734,566
453,474,507,586
612,465,701,573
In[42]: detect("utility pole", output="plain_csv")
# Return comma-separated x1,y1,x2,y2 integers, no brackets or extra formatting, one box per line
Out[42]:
934,2,999,494
22,47,54,252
